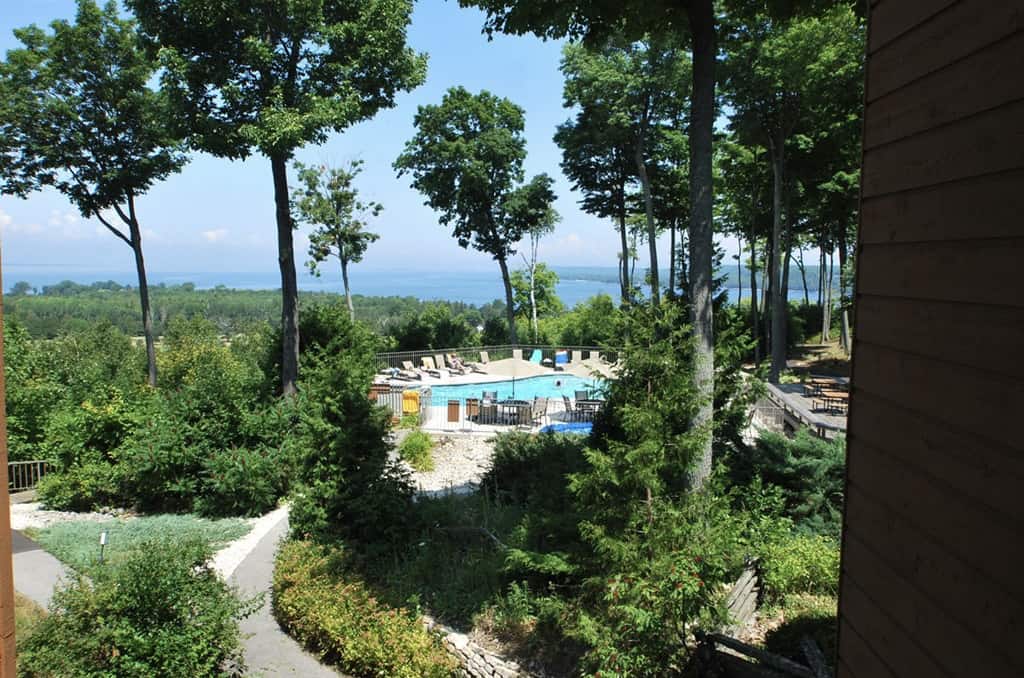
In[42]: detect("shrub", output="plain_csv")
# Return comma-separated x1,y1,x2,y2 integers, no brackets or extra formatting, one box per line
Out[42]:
727,430,846,537
398,431,435,472
196,447,286,518
118,406,202,513
18,539,252,677
290,317,416,549
36,461,124,512
273,540,458,678
760,532,841,603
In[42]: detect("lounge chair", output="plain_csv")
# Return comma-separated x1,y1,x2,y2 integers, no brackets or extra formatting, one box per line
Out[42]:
445,353,470,375
529,349,543,364
435,353,461,376
482,390,498,401
420,356,444,378
479,351,490,365
512,348,523,361
400,360,425,380
575,390,590,402
571,350,583,363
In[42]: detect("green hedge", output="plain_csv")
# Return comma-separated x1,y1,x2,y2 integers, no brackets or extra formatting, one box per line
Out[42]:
273,540,458,678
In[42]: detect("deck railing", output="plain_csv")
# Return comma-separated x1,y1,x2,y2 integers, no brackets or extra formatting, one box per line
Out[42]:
8,460,53,493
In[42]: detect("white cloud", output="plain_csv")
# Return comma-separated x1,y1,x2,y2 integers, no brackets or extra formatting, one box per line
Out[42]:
0,207,42,236
202,228,229,243
48,209,80,227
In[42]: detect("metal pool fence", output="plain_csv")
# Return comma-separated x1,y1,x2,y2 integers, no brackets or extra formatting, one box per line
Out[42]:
374,344,617,371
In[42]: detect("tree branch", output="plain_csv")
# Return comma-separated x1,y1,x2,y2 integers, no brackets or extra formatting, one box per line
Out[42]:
94,209,133,248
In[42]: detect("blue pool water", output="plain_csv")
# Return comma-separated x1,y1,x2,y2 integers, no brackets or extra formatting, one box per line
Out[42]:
539,422,593,435
428,374,604,404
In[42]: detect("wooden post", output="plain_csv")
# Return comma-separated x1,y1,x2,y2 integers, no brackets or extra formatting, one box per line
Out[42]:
0,250,17,676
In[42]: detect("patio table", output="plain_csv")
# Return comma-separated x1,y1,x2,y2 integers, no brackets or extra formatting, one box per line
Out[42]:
576,399,604,420
498,399,531,425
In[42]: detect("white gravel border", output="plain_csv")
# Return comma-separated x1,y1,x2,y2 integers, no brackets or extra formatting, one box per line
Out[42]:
210,504,289,579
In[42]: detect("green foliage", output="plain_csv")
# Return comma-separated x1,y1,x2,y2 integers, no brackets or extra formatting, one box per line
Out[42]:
387,303,478,351
398,431,435,472
760,533,840,603
29,514,249,572
510,263,564,320
294,160,382,315
36,461,125,512
19,539,251,677
197,447,288,518
289,314,414,549
554,293,620,347
273,540,458,678
394,86,558,343
727,429,846,536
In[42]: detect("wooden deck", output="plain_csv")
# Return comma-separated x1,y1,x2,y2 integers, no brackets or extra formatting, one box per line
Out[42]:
764,382,847,438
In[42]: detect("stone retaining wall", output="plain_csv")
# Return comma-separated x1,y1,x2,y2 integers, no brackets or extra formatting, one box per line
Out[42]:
423,615,531,678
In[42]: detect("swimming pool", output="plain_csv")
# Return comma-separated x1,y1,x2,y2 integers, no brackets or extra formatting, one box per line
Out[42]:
427,374,604,404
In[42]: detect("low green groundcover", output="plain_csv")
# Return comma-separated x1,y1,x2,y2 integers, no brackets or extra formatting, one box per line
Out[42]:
27,514,250,571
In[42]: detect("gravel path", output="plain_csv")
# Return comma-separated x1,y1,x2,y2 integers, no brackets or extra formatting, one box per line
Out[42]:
399,433,496,497
10,502,117,531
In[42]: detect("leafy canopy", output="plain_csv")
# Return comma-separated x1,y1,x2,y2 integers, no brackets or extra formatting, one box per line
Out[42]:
127,0,429,159
293,160,382,275
394,86,557,264
0,0,186,218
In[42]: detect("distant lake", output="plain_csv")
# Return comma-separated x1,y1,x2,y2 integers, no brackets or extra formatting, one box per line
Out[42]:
3,265,834,309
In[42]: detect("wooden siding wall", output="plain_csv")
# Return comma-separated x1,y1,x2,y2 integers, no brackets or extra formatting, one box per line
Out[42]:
838,2,1024,677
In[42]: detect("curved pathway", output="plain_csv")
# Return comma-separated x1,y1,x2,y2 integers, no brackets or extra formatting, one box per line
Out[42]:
11,508,344,677
228,512,344,677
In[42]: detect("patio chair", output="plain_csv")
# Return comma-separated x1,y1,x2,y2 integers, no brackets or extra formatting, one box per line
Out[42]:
529,349,544,364
572,350,583,363
562,394,578,422
466,397,480,421
420,356,444,378
575,390,590,402
446,353,471,375
530,397,549,425
482,390,498,401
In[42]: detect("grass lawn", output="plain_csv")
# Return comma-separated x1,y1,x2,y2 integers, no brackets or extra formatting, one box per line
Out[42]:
26,514,250,571
15,592,46,648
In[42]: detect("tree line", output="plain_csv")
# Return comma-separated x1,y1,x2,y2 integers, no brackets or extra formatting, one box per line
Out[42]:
2,0,865,484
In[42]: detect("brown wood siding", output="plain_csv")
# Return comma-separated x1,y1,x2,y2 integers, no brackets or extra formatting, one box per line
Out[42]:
839,2,1024,677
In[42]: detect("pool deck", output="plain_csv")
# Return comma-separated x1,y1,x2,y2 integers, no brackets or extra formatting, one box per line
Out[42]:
379,357,617,388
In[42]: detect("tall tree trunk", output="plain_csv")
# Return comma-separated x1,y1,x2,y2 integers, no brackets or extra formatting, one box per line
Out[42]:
736,234,743,305
497,255,518,344
668,221,676,298
796,248,809,306
823,248,833,342
618,209,631,304
687,0,715,488
749,234,760,365
529,259,538,342
340,254,354,322
677,227,690,301
768,131,787,384
271,153,300,396
635,142,660,305
763,225,773,360
126,195,157,387
838,223,848,306
817,243,825,308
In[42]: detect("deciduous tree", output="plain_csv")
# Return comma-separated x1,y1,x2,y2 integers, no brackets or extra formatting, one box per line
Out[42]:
0,0,187,387
394,87,557,344
293,160,381,322
128,0,427,395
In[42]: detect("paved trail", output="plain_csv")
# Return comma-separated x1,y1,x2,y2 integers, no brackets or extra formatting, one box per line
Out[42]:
229,513,343,677
12,529,67,608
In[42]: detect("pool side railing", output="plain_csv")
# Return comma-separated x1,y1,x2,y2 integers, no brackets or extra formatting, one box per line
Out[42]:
374,344,618,370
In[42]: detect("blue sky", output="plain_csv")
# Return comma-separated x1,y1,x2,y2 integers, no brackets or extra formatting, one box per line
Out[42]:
0,0,736,277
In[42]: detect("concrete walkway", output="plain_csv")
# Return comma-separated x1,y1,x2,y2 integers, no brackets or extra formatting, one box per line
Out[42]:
229,513,343,677
12,529,68,608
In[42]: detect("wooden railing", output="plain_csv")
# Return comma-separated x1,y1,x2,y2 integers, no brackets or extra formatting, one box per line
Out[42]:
8,460,53,493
